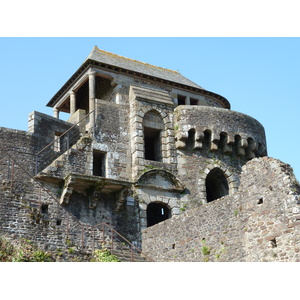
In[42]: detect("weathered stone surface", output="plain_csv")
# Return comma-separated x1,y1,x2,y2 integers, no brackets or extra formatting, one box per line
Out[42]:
142,157,300,262
2,47,295,261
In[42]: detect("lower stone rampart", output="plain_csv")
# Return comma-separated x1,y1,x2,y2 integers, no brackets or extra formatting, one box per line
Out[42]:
142,157,300,262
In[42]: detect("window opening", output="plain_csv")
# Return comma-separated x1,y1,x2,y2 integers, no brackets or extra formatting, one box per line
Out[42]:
54,132,63,153
41,204,48,214
177,95,186,105
93,150,106,177
143,111,164,162
144,127,162,161
147,202,170,227
190,98,198,105
205,168,229,202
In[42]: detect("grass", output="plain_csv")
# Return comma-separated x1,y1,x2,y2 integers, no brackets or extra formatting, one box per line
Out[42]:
0,235,121,262
0,236,54,262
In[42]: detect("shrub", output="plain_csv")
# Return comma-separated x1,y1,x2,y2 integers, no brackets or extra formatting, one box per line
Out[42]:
91,248,120,262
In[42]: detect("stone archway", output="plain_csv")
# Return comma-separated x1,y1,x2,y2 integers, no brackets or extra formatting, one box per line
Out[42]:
135,169,186,230
197,159,239,204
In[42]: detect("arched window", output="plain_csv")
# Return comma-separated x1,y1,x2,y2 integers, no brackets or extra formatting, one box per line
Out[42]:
143,110,164,162
147,202,170,227
205,168,229,202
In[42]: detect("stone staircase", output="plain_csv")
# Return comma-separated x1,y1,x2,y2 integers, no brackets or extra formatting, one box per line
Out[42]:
108,241,152,262
49,240,152,262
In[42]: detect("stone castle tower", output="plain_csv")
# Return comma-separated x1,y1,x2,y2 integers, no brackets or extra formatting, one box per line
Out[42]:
0,47,274,260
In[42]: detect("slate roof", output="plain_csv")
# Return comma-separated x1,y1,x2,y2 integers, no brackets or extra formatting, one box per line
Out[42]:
47,46,230,109
86,46,204,90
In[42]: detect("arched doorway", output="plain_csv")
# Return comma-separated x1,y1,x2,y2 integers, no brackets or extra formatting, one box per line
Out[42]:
205,168,229,202
146,202,170,227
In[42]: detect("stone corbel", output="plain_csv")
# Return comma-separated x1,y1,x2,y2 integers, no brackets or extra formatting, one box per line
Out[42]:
210,132,219,151
116,186,129,212
223,134,235,153
175,131,188,149
246,140,257,159
237,138,248,156
60,175,76,205
194,131,204,149
87,181,105,209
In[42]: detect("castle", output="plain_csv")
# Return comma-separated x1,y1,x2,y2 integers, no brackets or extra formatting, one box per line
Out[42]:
0,46,299,261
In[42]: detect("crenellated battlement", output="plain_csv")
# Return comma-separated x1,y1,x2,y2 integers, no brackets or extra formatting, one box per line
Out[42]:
174,105,267,159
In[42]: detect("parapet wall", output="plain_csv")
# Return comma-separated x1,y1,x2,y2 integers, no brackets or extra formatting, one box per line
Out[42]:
174,106,267,158
142,157,300,262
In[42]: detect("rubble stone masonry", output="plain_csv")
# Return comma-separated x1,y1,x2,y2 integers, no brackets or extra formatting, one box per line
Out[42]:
142,157,300,261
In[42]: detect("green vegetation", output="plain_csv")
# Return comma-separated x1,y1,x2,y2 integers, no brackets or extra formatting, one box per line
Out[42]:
201,244,211,256
0,236,54,262
91,248,120,262
142,164,155,173
201,239,211,260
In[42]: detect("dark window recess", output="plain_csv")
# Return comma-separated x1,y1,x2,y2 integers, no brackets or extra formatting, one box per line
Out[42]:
93,150,106,176
270,238,277,248
177,95,186,105
234,135,242,156
186,129,195,150
190,98,198,105
56,219,62,226
144,127,162,162
147,202,170,227
218,132,228,152
203,130,212,149
41,204,48,215
257,198,264,205
205,168,229,202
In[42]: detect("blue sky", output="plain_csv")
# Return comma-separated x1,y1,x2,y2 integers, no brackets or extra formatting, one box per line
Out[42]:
0,37,299,180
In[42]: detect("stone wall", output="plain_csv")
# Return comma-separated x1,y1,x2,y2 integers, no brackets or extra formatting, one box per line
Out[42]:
142,157,300,262
0,124,141,251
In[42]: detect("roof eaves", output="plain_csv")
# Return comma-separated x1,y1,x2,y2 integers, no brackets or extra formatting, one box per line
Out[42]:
47,55,230,109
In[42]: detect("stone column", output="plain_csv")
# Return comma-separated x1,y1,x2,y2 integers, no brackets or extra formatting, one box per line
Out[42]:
185,96,190,105
70,91,76,115
53,108,59,119
88,70,96,130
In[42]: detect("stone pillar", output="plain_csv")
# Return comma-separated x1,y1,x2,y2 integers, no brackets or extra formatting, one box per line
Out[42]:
115,85,122,104
173,97,178,106
185,96,190,105
88,70,96,130
70,91,76,115
53,108,59,119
